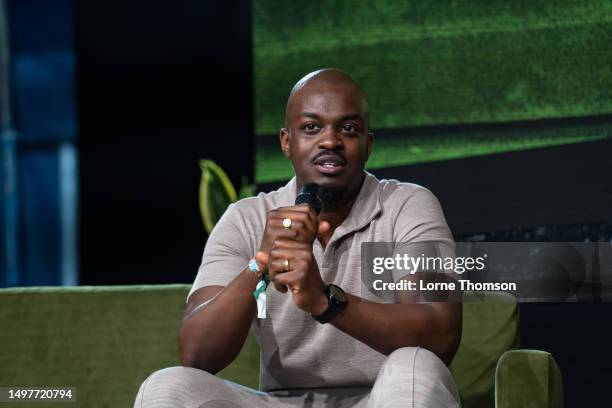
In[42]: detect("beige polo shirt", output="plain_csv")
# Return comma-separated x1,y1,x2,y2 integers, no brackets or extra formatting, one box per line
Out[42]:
188,171,454,391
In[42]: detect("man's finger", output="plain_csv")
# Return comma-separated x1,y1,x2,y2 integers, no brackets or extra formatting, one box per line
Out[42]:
267,256,293,293
274,282,288,293
275,205,317,214
268,257,294,273
271,209,316,221
272,270,302,292
269,207,317,228
317,220,331,237
271,239,310,250
265,225,299,240
255,251,268,267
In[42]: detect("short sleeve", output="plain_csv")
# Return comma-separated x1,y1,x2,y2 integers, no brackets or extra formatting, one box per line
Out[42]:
187,203,252,303
392,186,455,281
393,186,454,244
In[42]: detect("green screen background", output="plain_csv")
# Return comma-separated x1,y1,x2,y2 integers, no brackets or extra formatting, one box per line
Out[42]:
253,0,612,183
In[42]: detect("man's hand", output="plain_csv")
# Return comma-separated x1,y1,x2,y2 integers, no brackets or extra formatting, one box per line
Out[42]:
259,205,319,252
255,240,328,315
258,205,330,291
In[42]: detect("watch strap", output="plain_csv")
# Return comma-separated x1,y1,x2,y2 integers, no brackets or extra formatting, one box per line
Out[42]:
313,284,347,324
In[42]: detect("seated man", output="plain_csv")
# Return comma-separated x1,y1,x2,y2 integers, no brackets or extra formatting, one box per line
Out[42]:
135,69,462,407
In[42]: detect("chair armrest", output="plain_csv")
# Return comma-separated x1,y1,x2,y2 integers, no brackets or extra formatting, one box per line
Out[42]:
495,349,563,408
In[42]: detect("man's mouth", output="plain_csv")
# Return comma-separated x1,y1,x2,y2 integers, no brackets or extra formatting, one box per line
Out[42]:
312,154,346,175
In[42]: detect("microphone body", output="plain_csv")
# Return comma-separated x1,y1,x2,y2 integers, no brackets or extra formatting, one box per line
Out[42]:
295,183,322,215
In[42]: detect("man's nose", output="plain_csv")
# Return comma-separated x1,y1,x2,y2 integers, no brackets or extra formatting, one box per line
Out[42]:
317,127,343,150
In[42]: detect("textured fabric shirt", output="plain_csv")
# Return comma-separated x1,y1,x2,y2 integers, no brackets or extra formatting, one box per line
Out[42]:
187,171,454,391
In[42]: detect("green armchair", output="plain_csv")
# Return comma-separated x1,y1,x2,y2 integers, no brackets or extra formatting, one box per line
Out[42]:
0,285,562,407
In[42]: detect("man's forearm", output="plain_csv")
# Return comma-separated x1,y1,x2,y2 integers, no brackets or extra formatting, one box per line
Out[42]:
178,268,259,373
329,294,462,365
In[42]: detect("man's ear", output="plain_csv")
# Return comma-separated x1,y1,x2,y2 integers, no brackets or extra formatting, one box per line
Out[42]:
366,131,374,160
280,128,290,158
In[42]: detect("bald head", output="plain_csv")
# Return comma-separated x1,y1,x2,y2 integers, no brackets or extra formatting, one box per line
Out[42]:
279,68,373,198
285,68,369,128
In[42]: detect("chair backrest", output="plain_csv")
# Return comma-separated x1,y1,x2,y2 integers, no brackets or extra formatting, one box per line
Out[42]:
0,284,189,408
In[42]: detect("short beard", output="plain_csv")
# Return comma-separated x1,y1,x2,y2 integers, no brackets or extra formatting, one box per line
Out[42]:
317,185,347,212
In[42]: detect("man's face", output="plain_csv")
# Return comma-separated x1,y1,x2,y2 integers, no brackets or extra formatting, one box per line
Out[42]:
280,80,373,194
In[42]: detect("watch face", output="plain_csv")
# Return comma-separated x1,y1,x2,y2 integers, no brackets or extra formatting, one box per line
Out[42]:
329,285,347,302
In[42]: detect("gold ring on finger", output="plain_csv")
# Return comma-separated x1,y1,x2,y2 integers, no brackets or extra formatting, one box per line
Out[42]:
283,258,290,271
282,218,292,229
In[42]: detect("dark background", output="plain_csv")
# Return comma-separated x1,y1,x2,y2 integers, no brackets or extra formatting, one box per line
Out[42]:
76,1,253,285
72,1,610,406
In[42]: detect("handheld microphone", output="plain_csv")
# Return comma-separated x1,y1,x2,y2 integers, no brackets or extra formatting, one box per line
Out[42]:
295,183,322,215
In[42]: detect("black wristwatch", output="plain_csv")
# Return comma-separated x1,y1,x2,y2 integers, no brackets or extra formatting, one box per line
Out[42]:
312,284,348,324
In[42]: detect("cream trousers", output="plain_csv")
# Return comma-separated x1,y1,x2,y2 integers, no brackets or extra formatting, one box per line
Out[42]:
134,347,461,408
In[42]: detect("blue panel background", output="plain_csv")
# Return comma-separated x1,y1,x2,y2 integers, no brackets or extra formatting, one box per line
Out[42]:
0,152,6,283
20,151,61,284
1,0,76,286
10,0,76,142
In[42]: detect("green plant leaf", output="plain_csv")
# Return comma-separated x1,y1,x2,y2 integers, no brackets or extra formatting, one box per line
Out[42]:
239,175,256,199
199,159,238,234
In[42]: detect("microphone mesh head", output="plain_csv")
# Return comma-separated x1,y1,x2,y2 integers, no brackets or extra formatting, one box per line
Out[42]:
301,183,320,195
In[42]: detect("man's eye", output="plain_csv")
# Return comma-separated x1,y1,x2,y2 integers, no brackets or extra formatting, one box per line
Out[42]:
342,124,357,132
304,123,318,132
